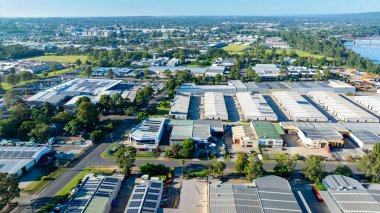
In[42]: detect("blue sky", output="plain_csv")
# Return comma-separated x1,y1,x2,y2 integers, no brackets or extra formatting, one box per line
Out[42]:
0,0,380,17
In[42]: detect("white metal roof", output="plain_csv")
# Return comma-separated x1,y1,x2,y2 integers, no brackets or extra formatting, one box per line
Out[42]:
236,92,277,121
353,95,380,116
309,92,379,123
272,91,328,122
170,94,191,116
204,92,228,120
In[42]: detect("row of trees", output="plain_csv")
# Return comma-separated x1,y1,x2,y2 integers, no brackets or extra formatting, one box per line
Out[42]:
233,152,376,184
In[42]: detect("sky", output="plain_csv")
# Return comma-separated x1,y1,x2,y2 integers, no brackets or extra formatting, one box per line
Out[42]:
0,0,380,17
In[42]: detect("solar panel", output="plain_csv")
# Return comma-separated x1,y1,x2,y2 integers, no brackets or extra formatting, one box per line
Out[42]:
95,192,110,197
129,201,141,208
145,194,158,201
143,201,157,208
150,183,162,188
104,177,119,183
126,209,139,213
136,189,145,193
132,194,144,199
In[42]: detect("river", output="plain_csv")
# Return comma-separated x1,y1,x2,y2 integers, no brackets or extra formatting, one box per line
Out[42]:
345,39,380,64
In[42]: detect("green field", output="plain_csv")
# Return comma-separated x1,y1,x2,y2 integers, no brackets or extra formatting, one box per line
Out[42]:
30,55,88,63
223,44,250,55
266,49,334,60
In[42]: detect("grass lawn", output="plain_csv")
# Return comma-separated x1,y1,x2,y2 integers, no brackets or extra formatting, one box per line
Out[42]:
56,167,113,197
223,44,250,55
266,49,334,60
185,64,205,68
22,167,68,195
1,67,77,91
136,151,158,159
30,55,88,63
101,143,117,159
149,100,170,118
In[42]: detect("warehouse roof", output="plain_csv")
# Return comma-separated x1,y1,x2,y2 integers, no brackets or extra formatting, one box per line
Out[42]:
322,175,380,213
130,118,166,140
65,175,121,213
350,130,380,145
170,94,191,116
272,91,328,122
228,80,247,90
204,92,228,120
167,120,194,127
170,125,193,141
125,180,163,213
193,125,211,139
235,92,277,121
251,122,282,140
353,95,380,116
176,180,207,213
342,123,380,134
281,122,344,141
309,92,378,123
0,146,50,159
0,159,34,175
209,176,303,213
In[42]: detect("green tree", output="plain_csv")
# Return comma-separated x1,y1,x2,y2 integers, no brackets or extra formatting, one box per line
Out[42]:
273,153,297,177
28,123,52,142
171,144,181,158
19,71,34,82
42,71,49,78
180,139,195,158
84,66,93,77
115,146,137,176
213,161,226,177
0,119,18,138
75,58,82,66
76,101,99,130
53,111,73,124
90,130,105,142
246,156,264,182
335,165,353,177
98,94,112,114
64,119,83,135
139,163,169,176
358,143,380,183
18,121,35,139
138,112,148,122
234,153,249,173
303,155,324,183
0,173,20,205
5,73,20,85
107,68,114,79
3,89,22,108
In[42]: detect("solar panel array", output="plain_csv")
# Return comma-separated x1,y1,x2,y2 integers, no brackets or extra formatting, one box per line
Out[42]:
65,176,120,213
329,190,380,212
351,130,380,144
209,185,263,213
125,180,163,213
0,147,46,159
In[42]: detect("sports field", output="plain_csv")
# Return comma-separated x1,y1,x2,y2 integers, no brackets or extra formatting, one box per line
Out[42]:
30,55,88,63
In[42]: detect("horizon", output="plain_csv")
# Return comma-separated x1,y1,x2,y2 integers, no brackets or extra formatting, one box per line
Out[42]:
1,0,380,17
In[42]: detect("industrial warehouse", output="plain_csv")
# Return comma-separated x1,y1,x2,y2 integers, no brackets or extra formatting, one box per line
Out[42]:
309,91,379,123
169,93,191,120
64,174,122,213
320,175,380,213
203,92,228,121
27,78,126,106
353,95,380,116
235,92,278,121
208,176,305,213
271,91,328,122
176,80,355,95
